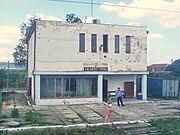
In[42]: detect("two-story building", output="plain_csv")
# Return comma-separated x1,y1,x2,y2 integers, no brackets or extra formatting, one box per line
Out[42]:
27,20,148,105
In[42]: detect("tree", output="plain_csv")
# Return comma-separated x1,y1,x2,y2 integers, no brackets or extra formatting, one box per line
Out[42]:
166,59,180,76
0,69,6,89
12,40,27,67
66,13,82,23
12,16,40,67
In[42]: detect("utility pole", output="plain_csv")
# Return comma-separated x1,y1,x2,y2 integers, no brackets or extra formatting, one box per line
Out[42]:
91,0,93,18
6,61,9,91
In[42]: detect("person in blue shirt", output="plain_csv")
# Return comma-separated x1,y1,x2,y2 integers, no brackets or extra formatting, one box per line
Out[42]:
115,87,124,106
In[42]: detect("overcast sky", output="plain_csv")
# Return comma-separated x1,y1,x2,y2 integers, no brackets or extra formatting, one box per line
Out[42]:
0,0,180,65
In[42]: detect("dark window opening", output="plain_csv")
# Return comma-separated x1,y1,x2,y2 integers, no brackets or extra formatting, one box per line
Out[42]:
79,33,85,52
91,34,97,52
103,35,108,53
126,35,131,54
115,35,120,53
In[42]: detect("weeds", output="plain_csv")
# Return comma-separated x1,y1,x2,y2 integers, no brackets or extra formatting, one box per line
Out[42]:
149,117,180,135
24,111,42,123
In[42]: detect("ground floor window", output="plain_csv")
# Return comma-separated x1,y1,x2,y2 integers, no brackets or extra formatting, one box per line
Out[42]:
40,75,98,98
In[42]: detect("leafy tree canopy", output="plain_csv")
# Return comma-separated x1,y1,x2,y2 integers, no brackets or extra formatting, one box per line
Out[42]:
165,59,180,76
12,16,40,67
66,13,82,23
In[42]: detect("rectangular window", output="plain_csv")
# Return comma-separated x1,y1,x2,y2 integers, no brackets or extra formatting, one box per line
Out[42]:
115,35,120,53
126,35,131,54
92,78,97,96
79,33,85,52
56,78,62,97
91,34,97,52
103,34,108,53
40,76,98,98
77,78,84,96
70,78,76,97
63,78,69,97
47,78,55,97
40,78,47,98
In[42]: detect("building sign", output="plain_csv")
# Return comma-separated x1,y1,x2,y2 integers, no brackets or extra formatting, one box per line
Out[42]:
84,67,108,71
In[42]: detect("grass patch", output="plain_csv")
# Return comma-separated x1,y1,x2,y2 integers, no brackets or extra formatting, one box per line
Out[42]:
0,125,126,135
67,118,77,124
24,111,42,123
149,117,180,135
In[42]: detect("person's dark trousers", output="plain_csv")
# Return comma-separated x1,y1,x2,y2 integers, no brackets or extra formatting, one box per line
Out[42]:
117,97,124,106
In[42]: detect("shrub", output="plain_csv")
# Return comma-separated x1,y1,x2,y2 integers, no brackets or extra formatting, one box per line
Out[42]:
11,108,19,118
24,111,41,123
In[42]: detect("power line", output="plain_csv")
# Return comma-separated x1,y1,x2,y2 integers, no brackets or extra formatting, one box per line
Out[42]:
49,0,180,13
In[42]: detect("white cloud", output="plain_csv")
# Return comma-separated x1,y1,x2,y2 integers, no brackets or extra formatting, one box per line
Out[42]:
147,33,163,39
0,25,20,62
0,25,21,46
100,0,180,28
126,21,141,26
0,48,14,62
0,13,62,62
26,13,62,22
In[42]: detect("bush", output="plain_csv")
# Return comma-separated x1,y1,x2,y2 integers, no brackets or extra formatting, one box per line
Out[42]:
24,111,41,123
11,108,19,118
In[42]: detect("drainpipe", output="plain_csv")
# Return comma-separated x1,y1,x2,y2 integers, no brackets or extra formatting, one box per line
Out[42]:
33,21,37,103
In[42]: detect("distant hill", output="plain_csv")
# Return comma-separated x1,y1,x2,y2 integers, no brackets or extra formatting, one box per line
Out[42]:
0,62,25,69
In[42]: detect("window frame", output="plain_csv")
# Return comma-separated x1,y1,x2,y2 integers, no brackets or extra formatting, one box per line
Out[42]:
115,35,120,53
103,34,108,53
79,33,85,52
126,35,131,54
40,75,98,99
91,34,97,53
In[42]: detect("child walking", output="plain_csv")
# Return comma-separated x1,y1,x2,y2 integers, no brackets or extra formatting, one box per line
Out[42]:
103,99,112,123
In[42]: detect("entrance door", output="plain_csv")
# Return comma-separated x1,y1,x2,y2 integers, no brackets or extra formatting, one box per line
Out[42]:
103,79,108,101
124,82,134,98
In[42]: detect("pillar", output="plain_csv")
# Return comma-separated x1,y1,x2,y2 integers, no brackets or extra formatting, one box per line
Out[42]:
141,74,147,100
98,74,103,102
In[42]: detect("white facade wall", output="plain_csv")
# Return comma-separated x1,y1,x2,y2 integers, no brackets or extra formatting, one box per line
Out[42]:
104,75,136,91
33,21,147,72
27,20,148,104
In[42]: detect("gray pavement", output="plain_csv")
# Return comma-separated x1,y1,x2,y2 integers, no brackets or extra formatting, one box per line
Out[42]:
1,92,180,133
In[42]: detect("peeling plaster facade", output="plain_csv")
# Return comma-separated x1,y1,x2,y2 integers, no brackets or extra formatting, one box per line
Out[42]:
27,20,148,105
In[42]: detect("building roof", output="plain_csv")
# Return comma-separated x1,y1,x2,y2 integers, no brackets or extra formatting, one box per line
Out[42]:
147,64,169,72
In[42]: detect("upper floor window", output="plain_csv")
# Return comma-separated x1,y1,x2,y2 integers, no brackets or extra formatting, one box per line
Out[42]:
91,34,97,53
115,35,120,53
79,33,85,52
126,35,131,54
103,34,108,53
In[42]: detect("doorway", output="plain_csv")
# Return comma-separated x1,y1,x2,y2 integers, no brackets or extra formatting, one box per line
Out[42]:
124,82,134,98
103,79,108,101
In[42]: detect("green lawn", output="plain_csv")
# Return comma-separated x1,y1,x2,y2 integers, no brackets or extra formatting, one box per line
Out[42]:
149,118,180,135
0,125,126,135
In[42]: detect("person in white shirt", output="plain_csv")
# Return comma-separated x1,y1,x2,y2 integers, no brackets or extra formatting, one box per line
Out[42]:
115,87,124,106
